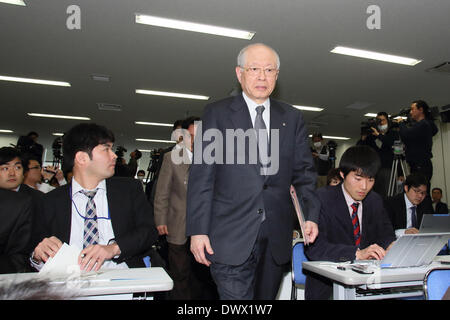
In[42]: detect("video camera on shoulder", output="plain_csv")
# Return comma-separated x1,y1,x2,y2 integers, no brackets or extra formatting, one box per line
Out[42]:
360,117,381,135
115,146,127,159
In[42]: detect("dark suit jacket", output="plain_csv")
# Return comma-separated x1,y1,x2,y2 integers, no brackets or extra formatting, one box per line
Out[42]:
384,193,434,230
434,201,449,214
0,189,33,274
31,177,158,268
305,185,396,299
18,184,44,255
186,94,319,266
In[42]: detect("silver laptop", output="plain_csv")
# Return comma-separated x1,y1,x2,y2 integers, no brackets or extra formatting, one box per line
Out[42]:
355,233,450,269
419,214,450,233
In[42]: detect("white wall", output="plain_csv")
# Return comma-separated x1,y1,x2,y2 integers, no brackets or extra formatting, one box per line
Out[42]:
431,119,449,203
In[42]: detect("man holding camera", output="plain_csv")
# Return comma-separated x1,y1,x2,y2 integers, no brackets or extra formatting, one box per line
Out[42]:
114,148,142,178
396,100,438,189
357,112,397,198
311,133,331,189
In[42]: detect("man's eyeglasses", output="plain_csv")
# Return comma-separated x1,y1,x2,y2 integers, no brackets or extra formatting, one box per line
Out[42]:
28,165,41,170
240,66,278,77
411,187,427,196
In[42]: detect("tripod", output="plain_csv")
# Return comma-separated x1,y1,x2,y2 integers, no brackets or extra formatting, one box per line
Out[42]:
387,141,409,197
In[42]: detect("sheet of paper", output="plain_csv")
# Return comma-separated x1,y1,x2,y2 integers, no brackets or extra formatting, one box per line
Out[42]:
38,242,81,277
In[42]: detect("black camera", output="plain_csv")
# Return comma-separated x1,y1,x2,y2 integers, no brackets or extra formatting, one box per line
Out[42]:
390,108,411,128
115,146,127,158
327,140,338,160
51,136,63,161
147,148,162,173
360,118,381,135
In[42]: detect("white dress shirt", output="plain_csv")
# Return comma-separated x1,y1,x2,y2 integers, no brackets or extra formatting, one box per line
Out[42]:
341,184,363,233
394,194,416,238
70,178,128,269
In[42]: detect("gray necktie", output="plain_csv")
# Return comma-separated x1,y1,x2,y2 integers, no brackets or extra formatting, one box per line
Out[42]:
255,105,269,173
255,106,267,222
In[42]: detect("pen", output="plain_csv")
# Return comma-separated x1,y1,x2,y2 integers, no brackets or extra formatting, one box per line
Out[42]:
337,266,347,271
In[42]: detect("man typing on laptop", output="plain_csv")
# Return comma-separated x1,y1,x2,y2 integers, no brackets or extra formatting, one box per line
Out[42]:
304,145,396,300
384,173,433,238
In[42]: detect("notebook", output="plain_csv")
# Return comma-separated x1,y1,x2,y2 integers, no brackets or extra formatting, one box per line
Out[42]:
419,214,450,233
355,233,450,269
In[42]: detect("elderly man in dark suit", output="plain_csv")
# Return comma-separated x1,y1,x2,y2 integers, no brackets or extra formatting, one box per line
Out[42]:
186,43,320,300
305,145,396,300
31,123,158,272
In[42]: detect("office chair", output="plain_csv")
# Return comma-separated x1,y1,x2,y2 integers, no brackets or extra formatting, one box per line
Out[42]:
291,240,308,300
423,267,450,300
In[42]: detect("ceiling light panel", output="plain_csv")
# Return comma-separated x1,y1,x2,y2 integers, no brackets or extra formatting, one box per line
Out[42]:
293,105,324,112
135,121,173,127
0,0,26,6
135,14,255,40
136,89,209,100
0,75,70,87
136,138,175,144
331,46,421,66
28,113,90,120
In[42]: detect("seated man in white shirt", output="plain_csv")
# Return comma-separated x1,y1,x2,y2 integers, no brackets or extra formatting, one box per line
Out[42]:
31,123,158,272
384,173,434,237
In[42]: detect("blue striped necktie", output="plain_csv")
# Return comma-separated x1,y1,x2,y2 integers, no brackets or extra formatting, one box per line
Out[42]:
80,189,99,248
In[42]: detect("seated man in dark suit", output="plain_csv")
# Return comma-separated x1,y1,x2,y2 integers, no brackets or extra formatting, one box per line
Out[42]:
385,173,434,237
31,123,158,272
305,145,396,300
0,147,44,260
0,189,33,273
432,187,449,214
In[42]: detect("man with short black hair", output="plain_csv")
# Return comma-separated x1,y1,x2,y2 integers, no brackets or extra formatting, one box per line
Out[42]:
305,145,396,300
31,123,158,272
385,173,434,237
432,188,448,214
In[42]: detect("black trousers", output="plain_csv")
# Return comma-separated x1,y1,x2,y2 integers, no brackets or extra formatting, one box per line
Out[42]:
210,220,286,300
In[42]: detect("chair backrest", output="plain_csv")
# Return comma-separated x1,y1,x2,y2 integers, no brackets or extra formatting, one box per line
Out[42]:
292,241,308,285
424,267,450,300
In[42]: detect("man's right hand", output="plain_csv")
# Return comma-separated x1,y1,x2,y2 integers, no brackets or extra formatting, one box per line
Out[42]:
405,228,419,234
33,236,63,263
356,244,386,260
190,235,214,267
156,225,169,236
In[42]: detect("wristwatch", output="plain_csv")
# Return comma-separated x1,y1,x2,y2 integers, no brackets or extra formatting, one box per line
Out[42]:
43,178,50,184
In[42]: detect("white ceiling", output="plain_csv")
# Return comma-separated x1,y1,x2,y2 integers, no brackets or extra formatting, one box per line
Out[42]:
1,0,449,155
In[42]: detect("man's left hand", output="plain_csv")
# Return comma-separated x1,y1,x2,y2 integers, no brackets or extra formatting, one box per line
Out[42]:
304,221,319,244
78,243,121,272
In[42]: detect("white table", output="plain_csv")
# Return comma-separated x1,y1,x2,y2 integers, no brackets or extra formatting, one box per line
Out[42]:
302,256,450,300
0,267,173,299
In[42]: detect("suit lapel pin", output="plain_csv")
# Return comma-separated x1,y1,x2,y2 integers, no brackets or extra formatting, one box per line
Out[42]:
282,122,286,126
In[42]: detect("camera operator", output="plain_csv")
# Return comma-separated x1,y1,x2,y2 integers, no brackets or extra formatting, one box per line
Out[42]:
310,133,331,188
394,100,438,191
114,147,142,178
358,112,397,198
16,131,44,162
